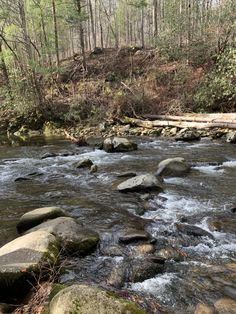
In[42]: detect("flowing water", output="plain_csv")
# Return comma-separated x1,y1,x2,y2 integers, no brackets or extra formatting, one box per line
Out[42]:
0,135,236,313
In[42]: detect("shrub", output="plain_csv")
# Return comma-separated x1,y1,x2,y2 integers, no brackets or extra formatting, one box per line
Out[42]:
193,48,236,112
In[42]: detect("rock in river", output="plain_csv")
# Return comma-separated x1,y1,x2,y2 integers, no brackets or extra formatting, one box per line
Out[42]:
226,131,236,143
17,206,66,233
175,128,201,142
50,284,147,314
102,137,137,152
119,229,151,244
117,174,163,193
26,217,99,255
75,158,93,168
156,157,191,177
175,223,214,239
0,230,59,302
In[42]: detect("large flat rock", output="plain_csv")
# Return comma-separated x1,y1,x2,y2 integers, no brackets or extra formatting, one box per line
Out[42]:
0,230,59,301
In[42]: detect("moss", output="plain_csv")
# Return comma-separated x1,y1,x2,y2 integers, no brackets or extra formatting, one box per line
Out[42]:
106,291,147,314
49,284,67,301
122,303,147,314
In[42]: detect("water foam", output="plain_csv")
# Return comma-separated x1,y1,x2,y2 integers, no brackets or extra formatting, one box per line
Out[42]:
131,273,176,300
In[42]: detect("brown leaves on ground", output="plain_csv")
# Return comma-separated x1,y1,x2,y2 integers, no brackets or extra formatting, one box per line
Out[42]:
13,282,52,314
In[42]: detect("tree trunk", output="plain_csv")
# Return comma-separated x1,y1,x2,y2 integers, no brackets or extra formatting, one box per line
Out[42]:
88,0,96,49
76,0,87,71
52,0,60,67
0,41,12,97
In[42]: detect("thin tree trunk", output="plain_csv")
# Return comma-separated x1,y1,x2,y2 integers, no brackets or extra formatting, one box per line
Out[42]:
52,0,60,67
76,0,87,71
0,41,12,97
88,0,96,48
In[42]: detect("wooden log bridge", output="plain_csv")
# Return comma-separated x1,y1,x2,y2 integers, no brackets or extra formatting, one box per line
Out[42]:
122,113,236,130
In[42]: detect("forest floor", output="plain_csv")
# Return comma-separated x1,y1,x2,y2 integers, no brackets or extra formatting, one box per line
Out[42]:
0,47,208,134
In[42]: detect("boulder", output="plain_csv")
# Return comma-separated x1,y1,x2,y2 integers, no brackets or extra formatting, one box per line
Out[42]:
102,137,137,153
26,217,99,255
214,298,236,314
175,128,201,141
175,223,214,239
50,284,147,314
226,131,236,143
75,158,93,168
156,157,191,177
0,231,59,302
17,206,66,233
117,174,163,193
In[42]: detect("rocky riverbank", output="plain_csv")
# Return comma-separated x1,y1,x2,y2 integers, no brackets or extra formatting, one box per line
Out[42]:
1,114,236,147
0,129,236,313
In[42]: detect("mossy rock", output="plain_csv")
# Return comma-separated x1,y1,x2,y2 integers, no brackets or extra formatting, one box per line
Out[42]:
50,284,147,314
0,231,60,302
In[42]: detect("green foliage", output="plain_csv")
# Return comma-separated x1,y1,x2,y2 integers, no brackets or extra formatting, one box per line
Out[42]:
194,48,236,112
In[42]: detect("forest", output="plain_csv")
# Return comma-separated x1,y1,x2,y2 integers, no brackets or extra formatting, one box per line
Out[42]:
0,0,235,132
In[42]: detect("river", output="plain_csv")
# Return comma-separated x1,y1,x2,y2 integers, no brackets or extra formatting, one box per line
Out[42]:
0,135,236,313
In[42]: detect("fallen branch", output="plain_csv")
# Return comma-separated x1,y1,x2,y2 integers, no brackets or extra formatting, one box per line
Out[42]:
123,116,236,130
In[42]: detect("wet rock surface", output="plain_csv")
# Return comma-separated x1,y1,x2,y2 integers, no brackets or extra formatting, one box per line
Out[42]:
156,157,191,177
117,174,163,193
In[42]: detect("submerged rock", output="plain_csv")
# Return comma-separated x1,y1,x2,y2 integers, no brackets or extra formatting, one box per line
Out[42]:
102,137,137,152
50,284,147,314
26,217,99,255
175,223,214,239
0,230,59,302
156,157,191,177
226,131,236,143
17,206,66,233
117,174,163,193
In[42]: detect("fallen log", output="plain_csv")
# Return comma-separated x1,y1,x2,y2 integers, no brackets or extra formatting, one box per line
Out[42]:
141,113,236,123
123,117,236,130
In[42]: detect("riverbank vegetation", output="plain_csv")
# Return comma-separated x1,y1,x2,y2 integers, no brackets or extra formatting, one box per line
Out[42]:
0,0,235,131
